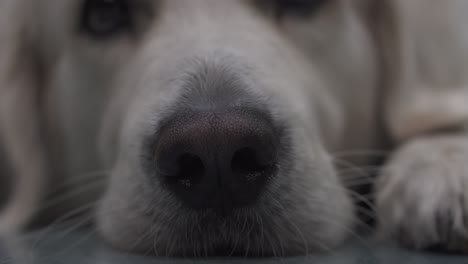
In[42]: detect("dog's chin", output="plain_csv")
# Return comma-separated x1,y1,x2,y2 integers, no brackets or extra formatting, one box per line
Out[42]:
96,164,354,257
97,205,350,257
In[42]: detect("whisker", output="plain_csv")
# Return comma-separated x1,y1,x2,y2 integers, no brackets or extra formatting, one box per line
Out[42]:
50,214,95,241
320,182,377,213
331,149,390,159
244,214,257,258
152,223,160,257
289,218,310,256
316,213,374,252
190,215,196,258
48,170,109,195
338,165,381,176
354,206,376,222
32,202,97,248
255,212,266,257
259,212,278,258
343,177,377,188
333,159,375,177
228,212,248,257
264,200,332,257
352,216,375,233
48,229,98,260
347,190,376,213
38,179,106,214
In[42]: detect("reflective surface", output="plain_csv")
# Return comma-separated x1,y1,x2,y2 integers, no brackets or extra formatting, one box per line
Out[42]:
1,230,468,264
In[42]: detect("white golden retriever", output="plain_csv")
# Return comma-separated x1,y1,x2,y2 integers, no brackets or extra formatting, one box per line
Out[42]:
1,0,468,257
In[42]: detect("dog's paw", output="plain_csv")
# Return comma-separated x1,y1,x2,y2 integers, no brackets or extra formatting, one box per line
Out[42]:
376,135,468,252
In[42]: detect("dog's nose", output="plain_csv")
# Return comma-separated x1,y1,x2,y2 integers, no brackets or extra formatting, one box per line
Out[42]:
154,109,280,215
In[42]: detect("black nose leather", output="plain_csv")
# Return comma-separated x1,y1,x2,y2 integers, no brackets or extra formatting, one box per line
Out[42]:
154,108,280,215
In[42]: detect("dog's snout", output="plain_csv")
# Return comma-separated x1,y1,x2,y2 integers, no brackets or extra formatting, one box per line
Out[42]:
154,109,280,214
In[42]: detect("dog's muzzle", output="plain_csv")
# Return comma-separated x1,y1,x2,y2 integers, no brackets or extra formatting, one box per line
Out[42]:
153,108,280,216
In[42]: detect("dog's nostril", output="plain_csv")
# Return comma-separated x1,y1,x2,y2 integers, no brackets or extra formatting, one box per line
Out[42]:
231,147,272,180
167,153,205,187
152,108,282,211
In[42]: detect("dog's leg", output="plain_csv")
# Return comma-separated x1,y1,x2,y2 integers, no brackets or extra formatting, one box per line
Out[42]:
0,135,10,210
376,134,468,251
0,83,49,234
376,0,468,251
0,0,49,233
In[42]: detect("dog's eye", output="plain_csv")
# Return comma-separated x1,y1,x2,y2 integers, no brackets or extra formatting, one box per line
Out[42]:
276,0,327,18
80,0,131,38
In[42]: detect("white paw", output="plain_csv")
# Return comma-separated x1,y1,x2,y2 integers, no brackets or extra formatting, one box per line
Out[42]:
376,135,468,252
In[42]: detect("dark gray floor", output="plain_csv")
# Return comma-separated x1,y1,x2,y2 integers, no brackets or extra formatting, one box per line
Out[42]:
1,231,468,264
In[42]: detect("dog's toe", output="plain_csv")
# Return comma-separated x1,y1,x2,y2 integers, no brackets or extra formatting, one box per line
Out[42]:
376,135,468,252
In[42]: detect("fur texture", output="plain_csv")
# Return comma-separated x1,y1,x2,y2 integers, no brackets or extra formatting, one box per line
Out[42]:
0,0,468,256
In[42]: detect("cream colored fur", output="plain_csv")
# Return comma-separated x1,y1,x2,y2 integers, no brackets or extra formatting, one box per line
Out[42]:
0,0,468,256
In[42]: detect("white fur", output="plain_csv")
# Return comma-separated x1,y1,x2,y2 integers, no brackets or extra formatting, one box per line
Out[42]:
377,135,468,251
1,0,468,256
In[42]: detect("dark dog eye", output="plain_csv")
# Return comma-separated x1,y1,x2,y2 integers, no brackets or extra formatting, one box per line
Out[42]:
276,0,327,18
80,0,131,38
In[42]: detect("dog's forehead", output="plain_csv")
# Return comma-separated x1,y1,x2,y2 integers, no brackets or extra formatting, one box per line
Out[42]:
44,0,255,14
37,0,260,42
36,0,363,43
40,0,345,23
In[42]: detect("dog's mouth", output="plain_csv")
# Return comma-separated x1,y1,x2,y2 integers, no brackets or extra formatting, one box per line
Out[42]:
141,206,307,258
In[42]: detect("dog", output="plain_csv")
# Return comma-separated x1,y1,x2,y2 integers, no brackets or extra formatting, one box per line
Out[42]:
1,0,468,257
